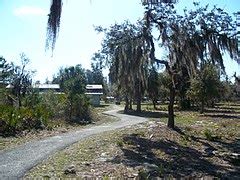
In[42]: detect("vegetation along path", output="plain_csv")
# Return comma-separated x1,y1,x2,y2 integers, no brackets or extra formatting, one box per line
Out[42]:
0,106,148,179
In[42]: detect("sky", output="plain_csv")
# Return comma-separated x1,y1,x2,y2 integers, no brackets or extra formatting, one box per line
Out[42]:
0,0,239,83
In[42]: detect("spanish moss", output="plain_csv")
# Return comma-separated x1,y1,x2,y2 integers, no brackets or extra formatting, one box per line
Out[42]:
45,0,63,52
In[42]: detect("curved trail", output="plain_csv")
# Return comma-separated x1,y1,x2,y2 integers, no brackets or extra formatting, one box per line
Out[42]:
0,106,148,179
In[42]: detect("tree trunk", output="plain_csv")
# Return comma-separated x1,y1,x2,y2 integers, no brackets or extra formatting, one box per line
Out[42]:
17,92,21,108
18,99,22,108
211,100,215,108
124,96,129,113
200,100,204,114
153,99,157,110
136,80,141,113
167,85,175,129
136,97,141,112
69,99,72,120
129,98,133,110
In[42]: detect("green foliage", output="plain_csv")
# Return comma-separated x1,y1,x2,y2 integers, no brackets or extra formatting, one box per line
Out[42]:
203,129,215,141
96,21,151,112
54,65,86,94
144,2,238,127
0,56,13,86
116,140,124,147
147,68,160,108
22,89,42,109
0,54,53,136
0,105,50,136
158,72,171,103
53,65,91,122
67,94,91,123
39,91,67,118
203,129,222,141
187,63,221,112
138,169,148,180
219,77,238,102
9,53,35,107
0,57,14,105
86,53,104,85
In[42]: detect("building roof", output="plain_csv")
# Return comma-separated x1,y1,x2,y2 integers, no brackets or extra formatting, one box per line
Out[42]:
6,84,60,89
86,84,103,90
85,92,103,95
33,84,60,89
6,84,13,88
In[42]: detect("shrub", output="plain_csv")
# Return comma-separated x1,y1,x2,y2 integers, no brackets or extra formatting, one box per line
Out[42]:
39,91,67,119
203,129,221,141
0,104,50,136
116,140,124,147
66,94,92,123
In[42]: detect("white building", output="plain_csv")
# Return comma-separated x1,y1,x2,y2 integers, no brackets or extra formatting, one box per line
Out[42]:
6,84,62,94
85,84,103,106
32,84,61,94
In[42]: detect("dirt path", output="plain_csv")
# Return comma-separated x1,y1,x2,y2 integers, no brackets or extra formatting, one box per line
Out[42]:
0,106,148,179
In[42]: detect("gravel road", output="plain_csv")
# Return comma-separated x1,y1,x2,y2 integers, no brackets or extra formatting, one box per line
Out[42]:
0,106,148,179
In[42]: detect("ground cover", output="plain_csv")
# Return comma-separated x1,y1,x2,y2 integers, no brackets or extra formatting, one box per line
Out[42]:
24,102,240,179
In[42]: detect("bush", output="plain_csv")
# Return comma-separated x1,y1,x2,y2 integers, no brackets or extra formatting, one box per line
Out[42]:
0,105,50,136
66,94,92,123
39,91,67,119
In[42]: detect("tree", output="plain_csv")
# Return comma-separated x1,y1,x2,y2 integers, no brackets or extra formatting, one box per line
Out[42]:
233,72,240,99
143,2,238,128
86,53,104,85
0,57,13,86
187,63,221,113
158,72,170,103
53,65,90,121
96,21,151,113
46,1,239,129
0,56,14,105
147,68,160,109
9,53,34,107
219,76,236,102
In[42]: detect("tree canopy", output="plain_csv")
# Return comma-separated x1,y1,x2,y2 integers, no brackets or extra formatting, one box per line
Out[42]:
142,2,238,128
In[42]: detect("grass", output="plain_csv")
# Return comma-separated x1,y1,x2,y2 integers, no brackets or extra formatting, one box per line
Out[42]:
24,102,240,178
25,129,139,178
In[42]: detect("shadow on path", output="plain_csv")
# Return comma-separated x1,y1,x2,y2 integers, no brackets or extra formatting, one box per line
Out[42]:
119,110,169,118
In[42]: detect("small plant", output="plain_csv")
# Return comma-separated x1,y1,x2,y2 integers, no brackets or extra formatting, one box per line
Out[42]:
158,164,164,176
180,134,191,146
204,129,217,141
135,131,146,137
116,140,124,147
138,168,148,180
203,128,222,141
103,175,110,180
0,104,50,136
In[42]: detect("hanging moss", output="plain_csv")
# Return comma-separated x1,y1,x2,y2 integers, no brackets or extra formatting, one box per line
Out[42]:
45,0,63,52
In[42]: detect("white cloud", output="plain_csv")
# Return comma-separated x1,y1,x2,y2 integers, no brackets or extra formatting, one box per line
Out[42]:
14,6,47,16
